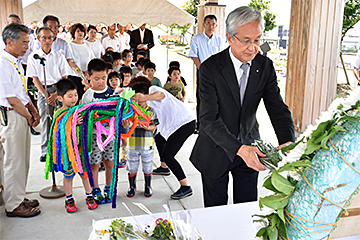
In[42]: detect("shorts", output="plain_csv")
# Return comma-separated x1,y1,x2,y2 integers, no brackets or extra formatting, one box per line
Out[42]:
63,163,84,179
121,125,129,134
126,149,153,174
90,135,114,165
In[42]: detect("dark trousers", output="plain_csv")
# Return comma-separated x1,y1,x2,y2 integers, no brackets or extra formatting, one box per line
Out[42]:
201,157,259,207
155,120,195,181
195,69,200,130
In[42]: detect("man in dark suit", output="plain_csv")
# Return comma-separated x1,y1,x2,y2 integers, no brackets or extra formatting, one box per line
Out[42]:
129,23,154,60
190,6,295,208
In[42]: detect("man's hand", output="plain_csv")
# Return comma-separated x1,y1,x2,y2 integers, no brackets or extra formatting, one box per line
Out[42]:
26,114,34,127
237,145,267,171
276,141,293,155
48,92,58,106
31,110,40,127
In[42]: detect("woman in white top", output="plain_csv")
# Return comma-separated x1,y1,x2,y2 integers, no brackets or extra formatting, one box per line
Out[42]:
68,23,94,92
86,25,104,59
131,77,196,200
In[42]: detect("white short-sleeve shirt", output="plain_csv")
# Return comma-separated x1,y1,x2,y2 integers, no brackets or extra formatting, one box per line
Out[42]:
27,48,73,85
35,37,73,60
102,36,122,52
0,51,30,107
147,86,195,140
69,42,95,72
86,39,104,58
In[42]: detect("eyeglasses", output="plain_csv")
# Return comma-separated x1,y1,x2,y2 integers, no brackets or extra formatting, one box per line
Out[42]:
39,36,53,41
205,22,217,27
233,35,261,46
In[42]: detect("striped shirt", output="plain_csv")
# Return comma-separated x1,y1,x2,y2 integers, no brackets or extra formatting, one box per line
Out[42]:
188,32,224,63
128,106,158,150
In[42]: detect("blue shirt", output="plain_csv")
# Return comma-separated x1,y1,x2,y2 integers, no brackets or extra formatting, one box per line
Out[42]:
188,32,224,63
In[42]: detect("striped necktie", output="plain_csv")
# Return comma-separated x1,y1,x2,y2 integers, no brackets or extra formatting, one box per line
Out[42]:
239,63,249,105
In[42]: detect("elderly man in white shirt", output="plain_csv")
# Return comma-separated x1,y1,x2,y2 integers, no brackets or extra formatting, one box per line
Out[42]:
27,27,73,162
102,24,123,52
116,24,131,53
0,23,41,218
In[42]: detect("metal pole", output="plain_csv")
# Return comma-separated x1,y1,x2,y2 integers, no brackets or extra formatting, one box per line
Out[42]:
38,58,65,198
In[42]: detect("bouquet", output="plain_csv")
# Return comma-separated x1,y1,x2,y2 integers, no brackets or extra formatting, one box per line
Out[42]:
253,90,360,240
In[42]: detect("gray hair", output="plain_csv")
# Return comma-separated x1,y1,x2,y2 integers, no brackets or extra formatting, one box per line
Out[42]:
2,23,29,46
226,6,264,37
7,14,21,23
37,26,54,38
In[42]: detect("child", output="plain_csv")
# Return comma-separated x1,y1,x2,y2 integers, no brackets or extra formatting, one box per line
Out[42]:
55,78,98,213
136,50,147,63
163,67,186,102
167,61,187,86
107,71,121,91
112,52,122,72
118,66,133,167
135,58,150,77
81,58,115,204
124,77,159,198
144,61,162,87
121,49,135,68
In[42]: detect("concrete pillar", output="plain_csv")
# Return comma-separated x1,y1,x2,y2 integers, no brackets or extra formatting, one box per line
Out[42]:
285,0,344,132
0,0,23,31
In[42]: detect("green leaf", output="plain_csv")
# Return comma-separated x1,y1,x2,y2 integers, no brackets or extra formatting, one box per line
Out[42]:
263,177,282,193
280,136,305,154
267,227,278,240
338,115,360,123
270,214,280,230
277,160,311,172
277,208,285,223
279,218,288,239
271,171,295,195
260,194,289,210
256,227,268,237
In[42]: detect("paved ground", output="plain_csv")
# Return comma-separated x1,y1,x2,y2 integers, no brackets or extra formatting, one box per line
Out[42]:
0,43,301,240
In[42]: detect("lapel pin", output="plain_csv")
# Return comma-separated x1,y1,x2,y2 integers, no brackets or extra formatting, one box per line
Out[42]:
256,69,259,73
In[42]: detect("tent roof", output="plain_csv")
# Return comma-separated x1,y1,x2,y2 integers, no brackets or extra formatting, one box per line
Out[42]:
23,0,194,27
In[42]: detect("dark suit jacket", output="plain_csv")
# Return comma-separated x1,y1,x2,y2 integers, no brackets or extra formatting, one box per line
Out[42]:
129,28,154,57
190,47,295,179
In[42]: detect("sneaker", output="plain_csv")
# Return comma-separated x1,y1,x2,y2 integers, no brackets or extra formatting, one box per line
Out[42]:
119,158,127,168
170,186,193,200
86,196,98,210
153,166,171,176
103,186,112,203
65,198,77,213
92,187,105,204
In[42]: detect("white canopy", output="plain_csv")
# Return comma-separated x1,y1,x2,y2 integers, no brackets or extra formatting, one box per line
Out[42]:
23,0,194,27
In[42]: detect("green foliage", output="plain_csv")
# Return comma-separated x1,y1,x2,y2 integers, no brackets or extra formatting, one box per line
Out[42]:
342,0,360,41
109,219,142,240
254,139,282,171
181,0,205,24
248,0,277,33
151,219,174,240
254,101,360,239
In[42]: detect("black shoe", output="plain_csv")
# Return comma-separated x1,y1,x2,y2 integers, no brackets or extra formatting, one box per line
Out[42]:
193,129,199,134
153,166,171,176
30,127,40,135
170,186,193,199
39,155,46,162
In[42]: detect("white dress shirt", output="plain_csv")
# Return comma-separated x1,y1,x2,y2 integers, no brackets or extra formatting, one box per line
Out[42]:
116,32,131,52
139,29,145,43
35,37,73,60
27,48,73,85
0,51,30,107
102,36,122,52
228,48,252,86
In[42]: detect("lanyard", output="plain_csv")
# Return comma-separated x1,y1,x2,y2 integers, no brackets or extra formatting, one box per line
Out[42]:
2,55,28,93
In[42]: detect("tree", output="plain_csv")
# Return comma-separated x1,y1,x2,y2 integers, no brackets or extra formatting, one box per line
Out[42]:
169,0,205,45
181,0,205,24
248,0,277,33
342,0,360,41
340,0,360,84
